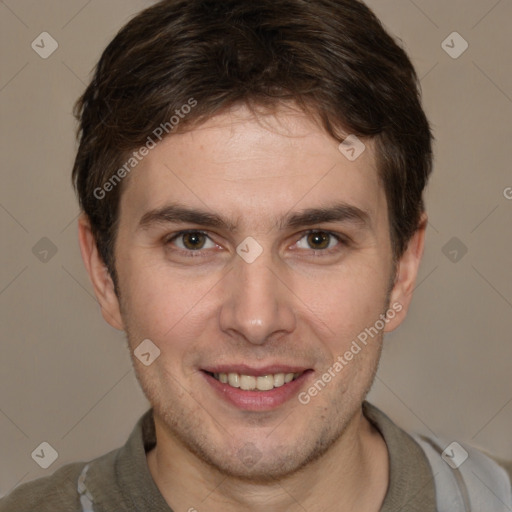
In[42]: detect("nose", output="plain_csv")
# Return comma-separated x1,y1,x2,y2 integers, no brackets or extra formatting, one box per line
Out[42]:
219,251,297,346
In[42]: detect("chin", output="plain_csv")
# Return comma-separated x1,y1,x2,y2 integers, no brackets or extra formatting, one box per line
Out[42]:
174,419,347,484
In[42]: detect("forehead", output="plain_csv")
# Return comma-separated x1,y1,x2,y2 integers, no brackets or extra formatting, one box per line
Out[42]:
118,105,386,231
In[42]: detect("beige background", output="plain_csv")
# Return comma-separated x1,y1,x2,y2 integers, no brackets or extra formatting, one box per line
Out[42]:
1,0,511,496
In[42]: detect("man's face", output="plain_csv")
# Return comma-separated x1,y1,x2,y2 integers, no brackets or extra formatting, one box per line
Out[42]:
99,105,408,480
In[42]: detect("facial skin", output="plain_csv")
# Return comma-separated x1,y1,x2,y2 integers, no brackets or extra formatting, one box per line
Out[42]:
79,104,425,512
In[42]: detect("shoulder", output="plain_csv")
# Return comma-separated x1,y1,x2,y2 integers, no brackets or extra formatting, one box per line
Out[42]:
489,456,512,485
413,435,512,510
363,402,512,510
0,413,150,512
0,462,85,512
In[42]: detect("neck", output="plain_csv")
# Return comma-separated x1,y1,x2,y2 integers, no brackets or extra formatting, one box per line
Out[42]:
147,408,389,512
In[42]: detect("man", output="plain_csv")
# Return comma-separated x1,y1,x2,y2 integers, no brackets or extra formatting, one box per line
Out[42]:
1,0,510,510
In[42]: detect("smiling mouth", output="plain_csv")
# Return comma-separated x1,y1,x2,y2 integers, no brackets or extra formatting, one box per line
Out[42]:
206,371,304,391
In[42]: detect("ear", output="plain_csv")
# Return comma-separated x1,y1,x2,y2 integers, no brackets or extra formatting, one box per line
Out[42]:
78,213,124,331
384,213,427,332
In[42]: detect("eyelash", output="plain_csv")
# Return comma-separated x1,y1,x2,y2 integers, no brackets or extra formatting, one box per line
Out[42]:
163,229,350,258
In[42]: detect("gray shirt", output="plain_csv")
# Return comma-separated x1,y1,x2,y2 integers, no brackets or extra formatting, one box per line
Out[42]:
1,402,509,511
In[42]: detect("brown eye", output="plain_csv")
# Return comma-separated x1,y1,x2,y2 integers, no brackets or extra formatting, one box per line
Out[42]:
181,232,207,250
306,231,331,250
167,231,215,251
294,231,344,253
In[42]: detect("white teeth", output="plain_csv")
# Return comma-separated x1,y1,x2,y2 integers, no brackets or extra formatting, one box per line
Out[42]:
213,371,303,390
256,375,274,391
228,373,240,388
240,375,256,390
273,373,285,387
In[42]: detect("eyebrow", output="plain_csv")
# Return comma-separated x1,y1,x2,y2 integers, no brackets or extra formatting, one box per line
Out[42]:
137,202,371,232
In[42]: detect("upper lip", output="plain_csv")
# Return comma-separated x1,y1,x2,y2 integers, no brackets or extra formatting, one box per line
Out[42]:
202,364,312,377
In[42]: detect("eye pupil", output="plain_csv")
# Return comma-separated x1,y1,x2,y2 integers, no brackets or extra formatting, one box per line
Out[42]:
307,232,330,249
183,232,205,250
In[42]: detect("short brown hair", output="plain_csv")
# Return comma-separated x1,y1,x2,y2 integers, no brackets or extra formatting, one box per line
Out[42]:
72,0,433,285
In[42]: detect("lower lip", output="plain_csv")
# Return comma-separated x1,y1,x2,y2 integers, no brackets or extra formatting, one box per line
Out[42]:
202,371,313,411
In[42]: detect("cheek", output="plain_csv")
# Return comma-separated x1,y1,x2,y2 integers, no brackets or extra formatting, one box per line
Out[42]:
293,260,391,339
118,258,220,345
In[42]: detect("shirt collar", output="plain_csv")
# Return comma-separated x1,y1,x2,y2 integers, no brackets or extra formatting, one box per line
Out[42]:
363,402,437,511
88,402,437,511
